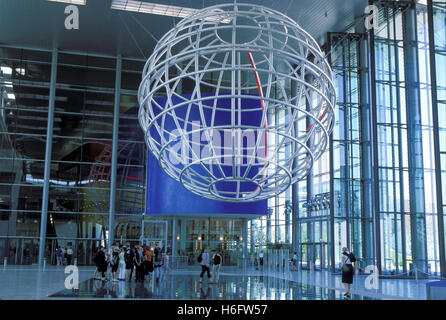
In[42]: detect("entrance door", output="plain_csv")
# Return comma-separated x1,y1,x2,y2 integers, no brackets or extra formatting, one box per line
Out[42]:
141,220,168,251
300,243,325,270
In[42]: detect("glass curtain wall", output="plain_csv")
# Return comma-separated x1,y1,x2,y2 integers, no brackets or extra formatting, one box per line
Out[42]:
248,0,446,276
372,0,443,274
329,33,363,271
0,46,147,265
430,0,446,277
0,47,51,264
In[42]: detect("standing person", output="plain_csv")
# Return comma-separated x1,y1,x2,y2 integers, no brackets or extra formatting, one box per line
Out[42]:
199,248,213,283
291,252,298,271
136,246,143,259
259,251,264,270
134,250,144,282
66,246,73,265
144,246,153,280
95,246,107,281
62,247,67,265
110,246,120,282
212,251,222,283
124,246,135,282
153,243,163,281
118,246,126,281
341,247,356,299
56,246,63,266
163,249,171,276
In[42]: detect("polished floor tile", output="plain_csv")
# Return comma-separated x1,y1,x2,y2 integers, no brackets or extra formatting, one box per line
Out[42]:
48,274,372,300
0,265,436,300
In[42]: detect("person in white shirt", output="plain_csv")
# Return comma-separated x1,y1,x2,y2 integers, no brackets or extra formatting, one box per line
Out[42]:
66,246,73,265
199,248,213,283
292,252,298,271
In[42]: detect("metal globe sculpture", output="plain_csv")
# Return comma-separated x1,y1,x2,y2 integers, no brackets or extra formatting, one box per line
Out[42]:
138,3,335,202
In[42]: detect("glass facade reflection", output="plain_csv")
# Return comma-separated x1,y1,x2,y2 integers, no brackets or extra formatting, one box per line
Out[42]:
0,0,445,278
0,48,146,264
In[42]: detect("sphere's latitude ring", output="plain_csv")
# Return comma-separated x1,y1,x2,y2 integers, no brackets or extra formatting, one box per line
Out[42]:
166,4,318,51
186,22,265,49
142,100,332,145
142,65,335,112
142,95,332,158
143,29,330,79
143,48,334,94
167,157,296,202
154,128,314,176
177,155,293,202
144,57,333,99
154,125,317,168
141,82,334,129
145,123,322,184
149,121,319,167
143,40,333,86
141,112,325,178
153,128,315,187
148,20,328,66
208,178,263,200
214,16,263,46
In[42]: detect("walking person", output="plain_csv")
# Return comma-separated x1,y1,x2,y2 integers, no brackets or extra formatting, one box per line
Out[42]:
118,246,126,281
212,251,222,283
56,246,63,266
163,249,171,277
153,243,163,281
95,246,107,281
199,248,213,283
341,247,356,299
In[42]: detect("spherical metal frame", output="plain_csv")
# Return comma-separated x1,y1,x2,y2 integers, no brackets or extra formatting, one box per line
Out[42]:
138,3,336,202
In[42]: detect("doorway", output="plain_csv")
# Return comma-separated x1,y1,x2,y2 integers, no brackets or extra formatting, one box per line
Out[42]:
300,242,328,270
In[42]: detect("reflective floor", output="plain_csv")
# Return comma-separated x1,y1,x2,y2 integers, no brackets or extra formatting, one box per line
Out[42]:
49,274,374,300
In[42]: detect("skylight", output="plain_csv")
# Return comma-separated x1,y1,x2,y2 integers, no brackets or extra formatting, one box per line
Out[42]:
111,0,230,23
47,0,86,5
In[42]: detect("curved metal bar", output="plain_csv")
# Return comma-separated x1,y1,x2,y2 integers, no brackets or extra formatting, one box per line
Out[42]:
138,3,336,202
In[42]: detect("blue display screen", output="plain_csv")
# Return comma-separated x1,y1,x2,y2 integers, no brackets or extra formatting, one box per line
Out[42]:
145,94,268,215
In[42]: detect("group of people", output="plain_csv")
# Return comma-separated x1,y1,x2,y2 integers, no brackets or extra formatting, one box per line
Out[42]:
198,248,222,284
55,246,73,266
93,242,170,283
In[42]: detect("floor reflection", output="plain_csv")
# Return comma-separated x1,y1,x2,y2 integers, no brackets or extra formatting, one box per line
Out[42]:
49,274,374,300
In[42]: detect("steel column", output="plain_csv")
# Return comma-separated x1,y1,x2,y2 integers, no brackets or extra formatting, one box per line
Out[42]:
171,216,177,267
327,33,336,273
368,0,382,273
108,55,122,250
427,0,446,277
38,48,58,268
402,2,428,273
358,32,376,269
242,219,248,270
